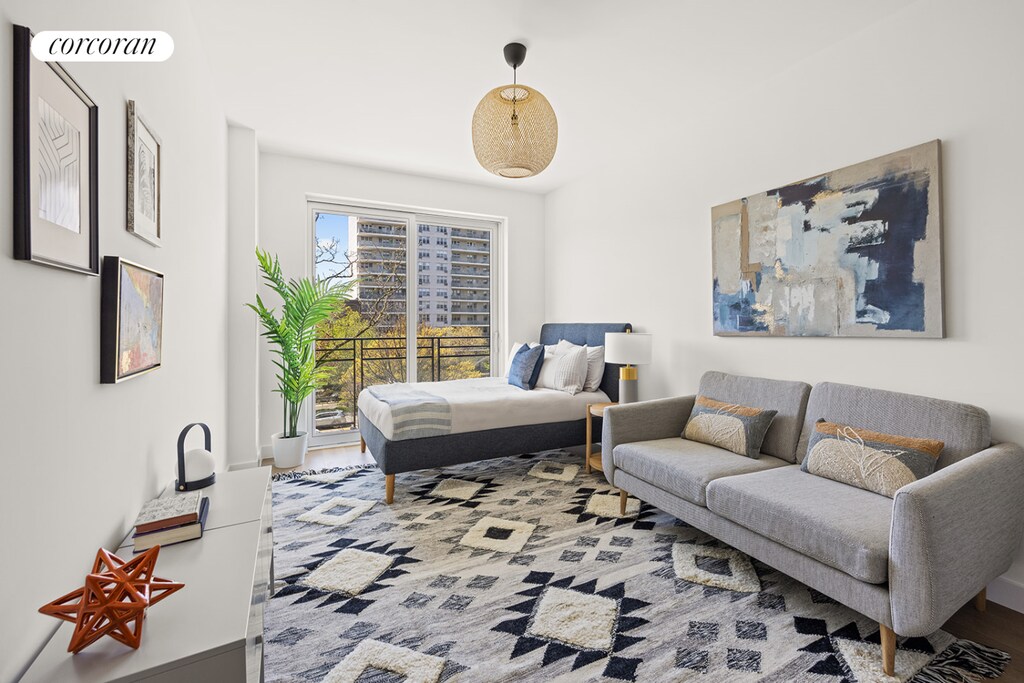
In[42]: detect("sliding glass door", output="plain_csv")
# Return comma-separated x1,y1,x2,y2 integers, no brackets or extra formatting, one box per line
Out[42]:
308,202,500,446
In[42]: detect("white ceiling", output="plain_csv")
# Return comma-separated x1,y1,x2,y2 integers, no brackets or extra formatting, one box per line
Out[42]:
189,0,916,194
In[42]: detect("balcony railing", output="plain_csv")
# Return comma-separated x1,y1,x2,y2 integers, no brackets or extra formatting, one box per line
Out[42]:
451,241,489,253
312,334,491,434
358,224,406,236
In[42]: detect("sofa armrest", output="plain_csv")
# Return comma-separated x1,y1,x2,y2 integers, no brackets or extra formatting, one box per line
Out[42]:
889,442,1024,635
601,395,695,487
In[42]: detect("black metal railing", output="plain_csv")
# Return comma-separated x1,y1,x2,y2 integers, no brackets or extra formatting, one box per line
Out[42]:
312,335,490,434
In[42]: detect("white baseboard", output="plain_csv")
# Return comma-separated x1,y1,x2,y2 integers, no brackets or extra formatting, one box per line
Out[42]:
987,575,1024,614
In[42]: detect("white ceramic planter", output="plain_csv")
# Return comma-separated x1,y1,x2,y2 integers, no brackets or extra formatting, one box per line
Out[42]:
271,431,308,468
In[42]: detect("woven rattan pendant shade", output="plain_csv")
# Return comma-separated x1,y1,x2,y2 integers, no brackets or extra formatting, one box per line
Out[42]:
472,83,557,178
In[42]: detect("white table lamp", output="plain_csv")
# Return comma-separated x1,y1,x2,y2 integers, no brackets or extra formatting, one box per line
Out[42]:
604,332,652,403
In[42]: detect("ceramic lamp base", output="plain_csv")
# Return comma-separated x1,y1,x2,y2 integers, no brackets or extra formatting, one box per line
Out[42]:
619,376,639,404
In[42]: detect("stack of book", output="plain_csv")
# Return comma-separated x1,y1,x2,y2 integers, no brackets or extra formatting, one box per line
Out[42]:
132,490,210,553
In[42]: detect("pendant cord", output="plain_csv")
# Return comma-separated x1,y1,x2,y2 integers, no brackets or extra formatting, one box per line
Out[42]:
512,66,518,119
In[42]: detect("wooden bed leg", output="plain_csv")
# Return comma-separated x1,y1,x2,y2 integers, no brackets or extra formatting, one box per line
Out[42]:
620,490,628,516
360,436,366,453
880,624,896,676
385,474,395,505
975,587,987,612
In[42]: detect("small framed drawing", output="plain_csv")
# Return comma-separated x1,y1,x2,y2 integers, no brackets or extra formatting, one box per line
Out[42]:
101,256,164,383
127,100,162,246
12,24,99,275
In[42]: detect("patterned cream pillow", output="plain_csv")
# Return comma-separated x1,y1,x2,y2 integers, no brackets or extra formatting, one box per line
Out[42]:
801,420,944,498
535,345,588,395
682,396,777,459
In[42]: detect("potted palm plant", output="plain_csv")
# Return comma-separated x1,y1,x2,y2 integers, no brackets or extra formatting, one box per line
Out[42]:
248,248,355,467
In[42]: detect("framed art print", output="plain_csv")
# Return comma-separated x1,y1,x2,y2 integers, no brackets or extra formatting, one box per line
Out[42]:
101,256,164,383
127,100,162,246
12,24,99,275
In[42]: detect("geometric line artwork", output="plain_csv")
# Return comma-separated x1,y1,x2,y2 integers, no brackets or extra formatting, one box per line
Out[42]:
37,97,81,233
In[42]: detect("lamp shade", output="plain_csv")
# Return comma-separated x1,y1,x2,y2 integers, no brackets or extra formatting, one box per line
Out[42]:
604,333,652,365
472,84,557,178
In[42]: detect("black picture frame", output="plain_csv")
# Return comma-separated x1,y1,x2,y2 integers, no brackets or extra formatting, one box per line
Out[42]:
13,24,99,275
101,256,164,384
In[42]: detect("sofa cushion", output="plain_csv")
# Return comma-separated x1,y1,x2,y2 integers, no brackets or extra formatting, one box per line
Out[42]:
684,395,777,458
801,420,944,497
797,382,990,470
706,466,892,583
613,438,789,507
697,371,811,463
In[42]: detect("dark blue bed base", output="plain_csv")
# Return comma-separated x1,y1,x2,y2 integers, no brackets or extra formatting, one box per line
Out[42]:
359,323,632,489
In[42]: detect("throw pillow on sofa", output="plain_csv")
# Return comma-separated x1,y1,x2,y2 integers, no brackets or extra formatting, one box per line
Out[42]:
507,344,545,390
682,395,777,458
801,419,944,497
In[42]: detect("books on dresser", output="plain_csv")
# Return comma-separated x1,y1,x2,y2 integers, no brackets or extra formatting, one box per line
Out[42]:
134,490,203,533
134,497,210,552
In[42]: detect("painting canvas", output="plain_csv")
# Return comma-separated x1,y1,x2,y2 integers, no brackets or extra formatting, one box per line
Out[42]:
712,140,943,337
101,257,164,383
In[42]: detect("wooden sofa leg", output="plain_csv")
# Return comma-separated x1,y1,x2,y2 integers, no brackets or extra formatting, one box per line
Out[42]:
880,624,896,676
975,587,987,612
385,474,395,505
360,436,366,453
620,490,628,516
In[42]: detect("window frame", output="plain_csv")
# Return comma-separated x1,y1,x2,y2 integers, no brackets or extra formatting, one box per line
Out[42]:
306,196,505,447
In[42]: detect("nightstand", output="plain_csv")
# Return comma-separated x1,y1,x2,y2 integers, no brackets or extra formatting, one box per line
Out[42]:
584,402,616,473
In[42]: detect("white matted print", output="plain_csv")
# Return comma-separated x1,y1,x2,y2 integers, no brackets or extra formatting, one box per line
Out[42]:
13,25,98,275
127,99,161,246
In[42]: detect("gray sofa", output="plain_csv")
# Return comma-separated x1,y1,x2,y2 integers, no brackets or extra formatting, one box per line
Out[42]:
602,371,1024,676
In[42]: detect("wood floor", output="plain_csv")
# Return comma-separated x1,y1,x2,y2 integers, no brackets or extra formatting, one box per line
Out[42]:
271,444,1024,680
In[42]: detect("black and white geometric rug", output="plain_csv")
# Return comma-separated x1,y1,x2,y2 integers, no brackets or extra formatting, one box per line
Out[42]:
265,450,1009,682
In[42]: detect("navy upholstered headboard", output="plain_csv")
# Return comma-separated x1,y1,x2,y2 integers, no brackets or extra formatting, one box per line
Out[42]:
538,322,632,402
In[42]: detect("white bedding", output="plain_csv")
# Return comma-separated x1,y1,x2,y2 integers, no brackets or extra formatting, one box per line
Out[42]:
358,376,609,441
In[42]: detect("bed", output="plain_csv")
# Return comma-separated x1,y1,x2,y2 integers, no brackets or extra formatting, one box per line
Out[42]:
357,322,632,502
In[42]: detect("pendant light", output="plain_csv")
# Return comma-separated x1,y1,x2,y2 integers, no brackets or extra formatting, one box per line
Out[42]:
472,42,557,178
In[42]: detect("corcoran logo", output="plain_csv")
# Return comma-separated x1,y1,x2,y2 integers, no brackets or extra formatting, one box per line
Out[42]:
31,31,174,62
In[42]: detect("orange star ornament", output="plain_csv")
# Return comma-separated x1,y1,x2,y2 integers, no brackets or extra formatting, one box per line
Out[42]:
39,546,184,653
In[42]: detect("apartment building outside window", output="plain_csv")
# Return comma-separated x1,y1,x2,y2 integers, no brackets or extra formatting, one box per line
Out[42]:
310,203,501,446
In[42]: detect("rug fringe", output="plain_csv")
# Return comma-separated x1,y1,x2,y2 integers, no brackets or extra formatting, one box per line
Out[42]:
910,639,1010,683
271,464,378,482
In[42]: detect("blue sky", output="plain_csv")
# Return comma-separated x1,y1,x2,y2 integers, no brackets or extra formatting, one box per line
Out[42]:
315,212,350,281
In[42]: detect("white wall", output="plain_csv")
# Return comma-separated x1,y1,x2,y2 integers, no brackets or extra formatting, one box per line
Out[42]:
256,153,545,452
226,126,260,468
544,1,1024,608
0,2,228,680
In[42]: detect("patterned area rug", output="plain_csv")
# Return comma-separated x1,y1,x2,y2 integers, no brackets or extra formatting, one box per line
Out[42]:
265,451,1009,682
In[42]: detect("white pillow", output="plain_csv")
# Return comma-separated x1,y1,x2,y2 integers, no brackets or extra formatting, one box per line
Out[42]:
555,340,605,392
582,345,605,392
505,341,539,377
536,345,588,395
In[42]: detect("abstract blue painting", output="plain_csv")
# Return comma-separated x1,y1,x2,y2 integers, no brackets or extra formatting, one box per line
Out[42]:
712,140,943,337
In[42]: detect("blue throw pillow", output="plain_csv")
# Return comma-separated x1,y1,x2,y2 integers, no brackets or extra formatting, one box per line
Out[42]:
508,344,544,390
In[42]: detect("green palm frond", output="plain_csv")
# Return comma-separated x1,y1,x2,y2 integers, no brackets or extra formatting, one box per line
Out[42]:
248,247,357,437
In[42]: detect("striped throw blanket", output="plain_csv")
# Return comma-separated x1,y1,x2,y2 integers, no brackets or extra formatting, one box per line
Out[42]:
367,384,452,440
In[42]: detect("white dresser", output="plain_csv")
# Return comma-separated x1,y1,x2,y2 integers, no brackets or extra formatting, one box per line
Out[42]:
22,467,274,683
